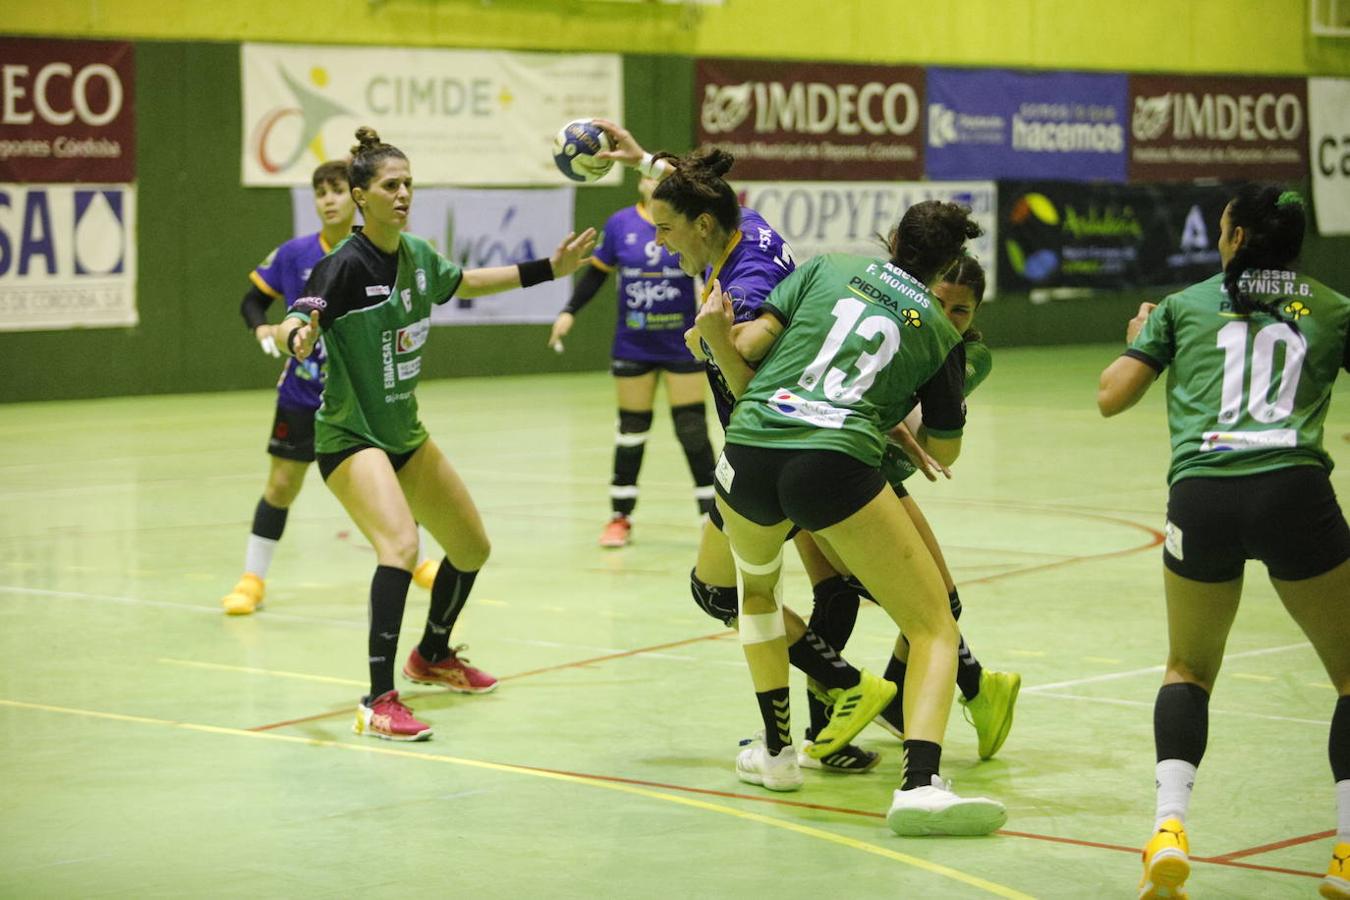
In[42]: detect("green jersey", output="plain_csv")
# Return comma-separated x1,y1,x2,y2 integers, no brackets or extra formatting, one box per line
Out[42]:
288,230,463,455
726,254,966,467
1127,269,1350,484
879,337,992,487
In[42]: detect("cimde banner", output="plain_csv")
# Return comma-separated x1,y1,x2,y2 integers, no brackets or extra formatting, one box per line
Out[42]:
243,44,622,187
697,58,924,181
1309,77,1350,236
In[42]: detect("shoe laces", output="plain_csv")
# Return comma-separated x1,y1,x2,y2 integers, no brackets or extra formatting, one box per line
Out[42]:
447,644,472,665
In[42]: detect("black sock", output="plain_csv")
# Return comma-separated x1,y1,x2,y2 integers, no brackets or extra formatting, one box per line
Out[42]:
1331,694,1350,782
367,565,412,701
806,686,830,740
611,409,652,517
1154,682,1210,766
251,497,288,540
787,628,861,691
809,576,861,651
417,557,479,663
956,636,983,701
756,686,791,753
880,651,908,733
902,738,942,790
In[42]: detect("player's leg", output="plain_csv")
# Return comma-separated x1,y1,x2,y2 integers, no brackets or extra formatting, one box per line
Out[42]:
602,363,658,547
222,404,315,615
397,437,497,694
803,464,1004,835
793,532,861,737
664,368,716,518
323,447,431,742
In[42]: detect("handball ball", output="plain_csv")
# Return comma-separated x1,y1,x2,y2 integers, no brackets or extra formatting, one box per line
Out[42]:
552,119,614,183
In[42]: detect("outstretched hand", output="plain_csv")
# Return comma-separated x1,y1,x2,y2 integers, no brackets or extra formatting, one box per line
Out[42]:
889,423,951,482
550,228,598,279
291,311,320,361
591,117,646,168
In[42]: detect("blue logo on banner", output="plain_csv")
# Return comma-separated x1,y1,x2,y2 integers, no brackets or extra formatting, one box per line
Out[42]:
925,69,1128,182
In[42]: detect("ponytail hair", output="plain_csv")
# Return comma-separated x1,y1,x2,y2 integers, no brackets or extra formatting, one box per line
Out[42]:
1222,184,1305,320
940,254,987,343
887,200,983,288
650,146,741,234
347,126,407,192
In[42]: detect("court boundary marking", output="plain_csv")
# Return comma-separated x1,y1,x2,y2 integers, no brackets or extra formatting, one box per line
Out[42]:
0,698,1032,900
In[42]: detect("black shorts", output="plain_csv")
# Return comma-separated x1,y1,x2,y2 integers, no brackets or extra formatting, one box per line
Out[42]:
267,404,317,462
611,357,706,377
706,494,801,540
316,442,421,482
715,443,886,533
1164,466,1350,582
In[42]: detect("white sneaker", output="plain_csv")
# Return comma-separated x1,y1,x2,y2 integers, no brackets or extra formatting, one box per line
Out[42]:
885,775,1006,836
736,741,803,792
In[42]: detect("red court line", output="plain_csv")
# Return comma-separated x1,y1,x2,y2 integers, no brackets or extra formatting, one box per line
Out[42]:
1207,829,1337,862
248,630,731,732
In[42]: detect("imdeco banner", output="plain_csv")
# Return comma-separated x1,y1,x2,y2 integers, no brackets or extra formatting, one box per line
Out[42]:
244,44,622,187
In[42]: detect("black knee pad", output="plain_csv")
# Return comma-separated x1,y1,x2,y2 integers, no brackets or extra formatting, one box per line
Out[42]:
618,409,653,435
690,568,738,627
948,588,962,621
840,573,872,602
671,403,710,449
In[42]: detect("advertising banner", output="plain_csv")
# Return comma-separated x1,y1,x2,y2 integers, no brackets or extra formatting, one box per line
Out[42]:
245,44,622,187
1128,75,1307,181
1309,77,1350,235
0,184,137,331
292,185,573,324
0,38,135,183
737,180,998,297
925,68,1127,182
998,181,1232,295
696,58,924,181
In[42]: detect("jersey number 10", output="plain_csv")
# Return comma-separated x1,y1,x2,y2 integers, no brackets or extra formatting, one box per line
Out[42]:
1215,320,1306,425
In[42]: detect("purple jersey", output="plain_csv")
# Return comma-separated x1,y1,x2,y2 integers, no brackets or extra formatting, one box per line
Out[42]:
251,233,332,410
591,204,697,363
704,207,796,426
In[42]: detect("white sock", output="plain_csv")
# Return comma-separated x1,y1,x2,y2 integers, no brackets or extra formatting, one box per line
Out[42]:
243,535,278,579
1154,759,1197,829
1338,779,1350,843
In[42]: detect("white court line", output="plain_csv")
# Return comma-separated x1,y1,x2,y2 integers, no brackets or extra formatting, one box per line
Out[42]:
1022,641,1311,693
1028,690,1327,727
0,584,366,629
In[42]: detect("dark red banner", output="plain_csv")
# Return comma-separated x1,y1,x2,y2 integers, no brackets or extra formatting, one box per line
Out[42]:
696,58,924,181
1128,75,1306,182
0,38,135,183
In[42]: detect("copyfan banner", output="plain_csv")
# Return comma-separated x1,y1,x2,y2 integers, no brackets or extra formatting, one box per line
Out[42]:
246,44,622,187
1128,75,1307,181
1309,77,1350,235
291,186,574,324
998,181,1232,295
0,184,137,331
697,58,925,180
0,38,135,183
736,180,998,297
925,68,1127,182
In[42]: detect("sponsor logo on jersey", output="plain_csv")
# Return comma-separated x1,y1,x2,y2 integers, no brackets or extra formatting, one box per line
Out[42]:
1199,428,1296,452
396,358,421,380
1284,300,1311,319
766,388,850,429
365,284,391,297
380,329,395,388
415,268,427,293
400,288,413,312
395,318,430,354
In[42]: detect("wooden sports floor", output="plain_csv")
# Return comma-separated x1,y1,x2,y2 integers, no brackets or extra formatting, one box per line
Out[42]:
1,344,1344,898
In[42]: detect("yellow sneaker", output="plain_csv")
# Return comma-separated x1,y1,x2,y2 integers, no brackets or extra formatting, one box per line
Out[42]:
412,559,440,590
1323,842,1350,899
807,670,896,759
221,573,264,616
1139,818,1190,900
960,669,1021,760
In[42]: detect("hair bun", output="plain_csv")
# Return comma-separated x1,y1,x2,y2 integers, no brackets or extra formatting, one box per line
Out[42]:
352,126,383,155
686,146,735,178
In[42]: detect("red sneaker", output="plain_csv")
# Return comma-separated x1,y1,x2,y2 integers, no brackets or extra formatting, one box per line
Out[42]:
403,646,498,694
599,515,631,548
354,690,432,742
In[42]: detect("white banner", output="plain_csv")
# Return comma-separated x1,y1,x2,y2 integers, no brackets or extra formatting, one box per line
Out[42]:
1309,77,1350,236
292,185,574,324
0,184,137,331
735,181,999,298
245,43,623,187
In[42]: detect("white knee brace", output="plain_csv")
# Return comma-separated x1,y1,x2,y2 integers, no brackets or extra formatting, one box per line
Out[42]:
732,547,785,645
